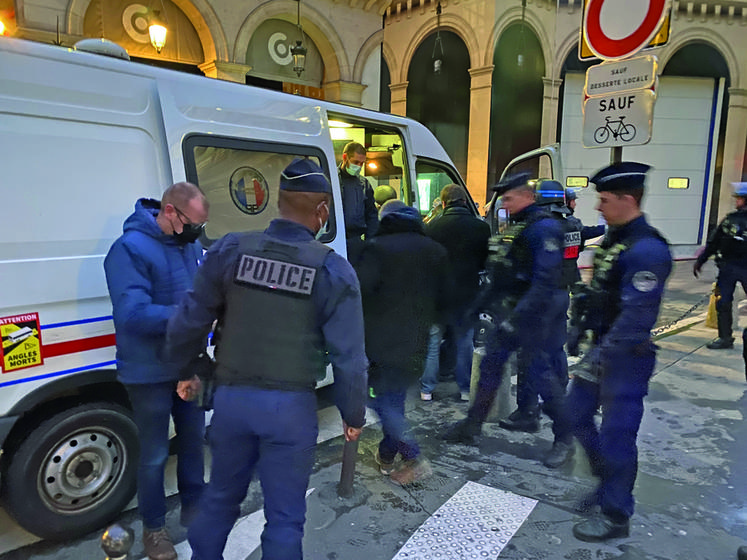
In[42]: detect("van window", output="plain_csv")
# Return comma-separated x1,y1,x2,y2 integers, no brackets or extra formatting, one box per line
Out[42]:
327,115,410,205
182,136,334,245
415,158,466,222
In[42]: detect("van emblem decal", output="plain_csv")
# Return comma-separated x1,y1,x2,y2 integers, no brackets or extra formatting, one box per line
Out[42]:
230,167,270,215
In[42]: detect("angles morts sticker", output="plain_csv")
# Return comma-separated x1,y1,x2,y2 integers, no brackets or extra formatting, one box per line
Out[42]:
230,166,270,215
0,313,44,373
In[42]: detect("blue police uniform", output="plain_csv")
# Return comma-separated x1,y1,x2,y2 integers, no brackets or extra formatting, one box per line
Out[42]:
694,182,747,358
166,159,368,560
567,162,672,542
444,174,573,468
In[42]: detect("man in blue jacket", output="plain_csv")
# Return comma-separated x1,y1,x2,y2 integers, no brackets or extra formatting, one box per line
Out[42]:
104,182,209,560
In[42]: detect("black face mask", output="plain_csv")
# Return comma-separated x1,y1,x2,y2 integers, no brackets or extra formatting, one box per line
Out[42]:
173,223,203,244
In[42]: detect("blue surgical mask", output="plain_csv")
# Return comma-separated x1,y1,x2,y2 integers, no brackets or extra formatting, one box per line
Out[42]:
346,163,362,176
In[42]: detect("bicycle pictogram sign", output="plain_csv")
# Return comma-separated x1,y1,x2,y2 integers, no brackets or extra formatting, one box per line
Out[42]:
593,115,637,144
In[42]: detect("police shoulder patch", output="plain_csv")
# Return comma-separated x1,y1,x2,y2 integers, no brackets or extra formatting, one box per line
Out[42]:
631,270,658,292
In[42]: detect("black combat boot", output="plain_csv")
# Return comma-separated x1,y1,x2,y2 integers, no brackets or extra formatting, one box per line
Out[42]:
707,309,734,349
499,407,540,433
441,418,481,445
738,545,747,560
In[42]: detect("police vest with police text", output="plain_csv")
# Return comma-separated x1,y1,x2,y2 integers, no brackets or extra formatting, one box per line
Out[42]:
214,232,331,390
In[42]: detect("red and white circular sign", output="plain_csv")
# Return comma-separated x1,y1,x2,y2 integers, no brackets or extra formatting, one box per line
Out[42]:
584,0,670,61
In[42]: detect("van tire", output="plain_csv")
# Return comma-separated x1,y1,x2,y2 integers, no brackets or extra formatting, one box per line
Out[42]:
2,403,138,540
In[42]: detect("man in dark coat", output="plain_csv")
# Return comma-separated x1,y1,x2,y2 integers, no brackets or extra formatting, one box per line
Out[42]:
420,184,490,401
339,141,379,264
355,200,452,484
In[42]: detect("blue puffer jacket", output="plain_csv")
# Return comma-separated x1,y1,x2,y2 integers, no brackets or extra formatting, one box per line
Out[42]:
104,198,203,384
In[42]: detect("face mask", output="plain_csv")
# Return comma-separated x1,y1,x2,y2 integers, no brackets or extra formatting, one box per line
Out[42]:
346,163,362,176
174,223,203,244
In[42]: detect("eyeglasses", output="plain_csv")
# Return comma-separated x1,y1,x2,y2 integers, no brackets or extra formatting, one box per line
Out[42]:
173,205,206,230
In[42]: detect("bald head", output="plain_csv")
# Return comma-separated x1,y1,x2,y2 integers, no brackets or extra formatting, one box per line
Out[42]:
161,182,208,212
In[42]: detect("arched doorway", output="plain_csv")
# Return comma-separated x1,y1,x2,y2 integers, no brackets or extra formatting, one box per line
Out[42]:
406,30,470,179
488,21,545,196
245,18,324,99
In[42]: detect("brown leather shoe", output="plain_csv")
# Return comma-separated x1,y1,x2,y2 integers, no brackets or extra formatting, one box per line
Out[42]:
390,458,432,485
143,528,177,560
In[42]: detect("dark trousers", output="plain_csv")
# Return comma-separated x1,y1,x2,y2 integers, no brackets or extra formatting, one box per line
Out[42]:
468,331,571,443
189,386,317,560
716,261,747,336
125,382,205,530
567,342,656,521
515,291,570,415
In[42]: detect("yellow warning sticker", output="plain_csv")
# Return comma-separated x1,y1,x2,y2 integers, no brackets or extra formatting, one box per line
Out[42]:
0,313,44,373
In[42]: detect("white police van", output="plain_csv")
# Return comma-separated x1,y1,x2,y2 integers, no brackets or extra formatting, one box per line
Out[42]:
0,36,475,540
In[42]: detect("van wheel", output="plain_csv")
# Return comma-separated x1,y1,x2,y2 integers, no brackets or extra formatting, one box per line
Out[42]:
3,403,138,540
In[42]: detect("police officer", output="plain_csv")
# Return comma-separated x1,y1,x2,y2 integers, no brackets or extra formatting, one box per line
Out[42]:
339,141,379,264
442,173,574,469
567,162,672,542
165,158,368,560
565,188,607,259
693,182,747,359
500,180,574,433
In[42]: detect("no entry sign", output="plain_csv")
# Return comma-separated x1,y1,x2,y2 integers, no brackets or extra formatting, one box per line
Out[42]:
581,0,671,61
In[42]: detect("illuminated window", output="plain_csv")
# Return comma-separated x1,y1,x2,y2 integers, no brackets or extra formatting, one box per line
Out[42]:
566,176,589,188
668,177,689,189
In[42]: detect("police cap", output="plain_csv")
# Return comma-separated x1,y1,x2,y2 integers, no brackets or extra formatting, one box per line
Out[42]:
280,158,331,194
590,162,651,192
732,182,747,197
492,172,531,197
565,188,577,201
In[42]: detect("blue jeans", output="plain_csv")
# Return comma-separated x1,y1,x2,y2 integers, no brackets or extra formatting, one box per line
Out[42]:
420,325,443,394
189,386,318,560
420,324,474,394
370,389,419,463
125,382,205,530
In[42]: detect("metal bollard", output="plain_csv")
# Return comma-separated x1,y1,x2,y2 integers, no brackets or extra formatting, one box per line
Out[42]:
101,523,134,560
337,438,359,498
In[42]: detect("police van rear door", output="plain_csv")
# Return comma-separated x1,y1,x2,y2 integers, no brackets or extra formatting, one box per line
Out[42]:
486,144,564,233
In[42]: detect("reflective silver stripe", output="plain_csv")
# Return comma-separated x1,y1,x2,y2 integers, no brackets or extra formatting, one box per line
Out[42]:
235,254,316,295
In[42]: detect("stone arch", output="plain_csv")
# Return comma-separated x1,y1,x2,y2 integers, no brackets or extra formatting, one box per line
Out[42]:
657,26,739,87
554,29,583,79
353,28,384,84
234,1,348,83
486,6,554,78
63,0,227,62
396,12,481,83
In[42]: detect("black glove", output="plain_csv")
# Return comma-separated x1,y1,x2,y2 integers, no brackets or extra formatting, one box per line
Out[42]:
693,259,703,278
